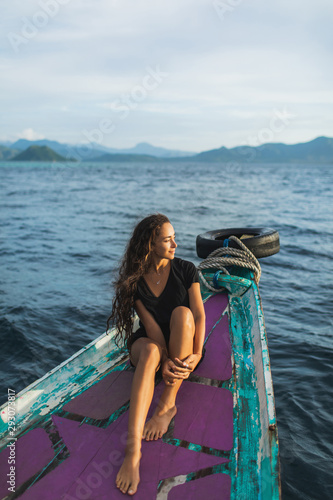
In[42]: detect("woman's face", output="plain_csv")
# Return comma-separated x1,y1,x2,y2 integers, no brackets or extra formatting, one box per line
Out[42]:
152,222,177,260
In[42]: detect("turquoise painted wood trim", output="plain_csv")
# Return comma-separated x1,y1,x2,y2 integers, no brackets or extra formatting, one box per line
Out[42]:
228,292,261,498
200,271,253,301
227,278,280,499
199,268,280,498
0,328,128,444
251,282,281,499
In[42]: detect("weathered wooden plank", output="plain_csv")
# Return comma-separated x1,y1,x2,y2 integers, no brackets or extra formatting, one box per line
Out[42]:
0,271,280,499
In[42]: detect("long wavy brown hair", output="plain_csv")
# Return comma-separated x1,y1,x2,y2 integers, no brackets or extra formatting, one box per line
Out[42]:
107,213,170,347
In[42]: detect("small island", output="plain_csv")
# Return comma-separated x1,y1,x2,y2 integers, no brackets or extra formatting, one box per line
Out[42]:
11,145,76,162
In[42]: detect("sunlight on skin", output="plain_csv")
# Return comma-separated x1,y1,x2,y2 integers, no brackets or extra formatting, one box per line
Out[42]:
115,222,205,495
116,446,141,495
143,405,177,441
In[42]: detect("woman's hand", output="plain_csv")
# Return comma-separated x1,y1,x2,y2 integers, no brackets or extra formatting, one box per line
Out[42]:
162,354,202,386
174,354,202,374
162,358,192,385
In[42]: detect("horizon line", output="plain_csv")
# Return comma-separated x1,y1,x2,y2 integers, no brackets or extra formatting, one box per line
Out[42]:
1,134,332,155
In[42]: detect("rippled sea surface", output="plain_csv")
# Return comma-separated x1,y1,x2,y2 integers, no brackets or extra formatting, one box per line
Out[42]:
1,161,332,498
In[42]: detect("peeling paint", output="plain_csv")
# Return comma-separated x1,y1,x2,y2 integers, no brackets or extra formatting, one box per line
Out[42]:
0,266,280,499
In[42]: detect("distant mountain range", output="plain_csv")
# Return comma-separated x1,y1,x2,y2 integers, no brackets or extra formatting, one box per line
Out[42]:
6,139,195,161
2,136,333,163
192,136,333,163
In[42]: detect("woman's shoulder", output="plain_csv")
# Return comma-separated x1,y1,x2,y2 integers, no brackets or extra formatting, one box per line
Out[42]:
172,257,199,288
173,257,197,275
135,276,150,298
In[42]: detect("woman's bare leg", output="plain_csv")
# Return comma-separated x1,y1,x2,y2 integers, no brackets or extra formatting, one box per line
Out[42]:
116,338,162,495
143,307,195,441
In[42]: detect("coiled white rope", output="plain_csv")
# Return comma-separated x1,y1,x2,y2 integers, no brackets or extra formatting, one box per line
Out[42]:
197,235,261,293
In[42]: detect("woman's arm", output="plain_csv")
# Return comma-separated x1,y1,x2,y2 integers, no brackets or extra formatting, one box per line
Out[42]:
188,282,206,357
174,282,206,374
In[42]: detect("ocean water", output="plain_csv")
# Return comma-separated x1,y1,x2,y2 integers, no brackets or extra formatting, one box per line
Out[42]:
0,160,332,499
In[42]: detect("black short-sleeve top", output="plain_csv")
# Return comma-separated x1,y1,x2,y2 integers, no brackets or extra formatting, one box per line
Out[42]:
133,257,200,345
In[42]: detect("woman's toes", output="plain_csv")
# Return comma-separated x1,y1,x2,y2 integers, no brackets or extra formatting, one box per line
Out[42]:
118,481,125,493
128,479,139,495
116,474,128,494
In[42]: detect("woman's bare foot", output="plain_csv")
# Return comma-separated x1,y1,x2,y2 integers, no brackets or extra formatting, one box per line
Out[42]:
143,405,177,441
116,451,141,495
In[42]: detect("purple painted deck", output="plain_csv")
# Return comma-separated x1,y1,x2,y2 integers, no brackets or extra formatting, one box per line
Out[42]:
63,371,134,420
0,293,232,500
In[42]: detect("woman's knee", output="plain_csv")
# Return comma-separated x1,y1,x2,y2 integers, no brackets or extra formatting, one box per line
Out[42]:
137,340,162,367
170,306,195,330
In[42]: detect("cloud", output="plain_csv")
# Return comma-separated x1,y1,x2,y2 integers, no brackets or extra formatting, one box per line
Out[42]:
17,128,45,141
1,0,333,150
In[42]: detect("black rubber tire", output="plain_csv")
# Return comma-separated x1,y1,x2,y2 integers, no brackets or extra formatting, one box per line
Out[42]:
196,228,280,259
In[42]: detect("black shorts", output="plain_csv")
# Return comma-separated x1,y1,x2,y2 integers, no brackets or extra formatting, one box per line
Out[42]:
127,326,149,351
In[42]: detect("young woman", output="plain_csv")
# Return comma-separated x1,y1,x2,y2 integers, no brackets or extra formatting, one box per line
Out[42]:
107,213,206,496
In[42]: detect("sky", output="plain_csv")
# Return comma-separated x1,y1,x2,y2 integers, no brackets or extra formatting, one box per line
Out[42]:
1,0,333,153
